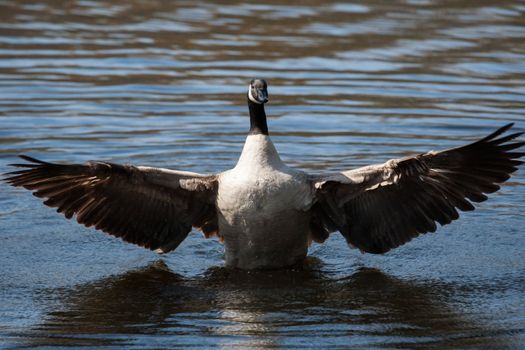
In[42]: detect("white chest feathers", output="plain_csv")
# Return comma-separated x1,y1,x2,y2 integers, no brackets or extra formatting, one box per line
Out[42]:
217,135,314,223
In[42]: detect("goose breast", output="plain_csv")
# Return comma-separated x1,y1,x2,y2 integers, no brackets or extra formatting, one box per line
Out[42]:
217,162,314,269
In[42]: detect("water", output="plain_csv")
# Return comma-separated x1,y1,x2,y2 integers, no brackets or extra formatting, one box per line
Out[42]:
1,0,524,348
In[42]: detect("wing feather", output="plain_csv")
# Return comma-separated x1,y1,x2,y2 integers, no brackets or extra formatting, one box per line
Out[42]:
312,124,523,253
4,156,218,252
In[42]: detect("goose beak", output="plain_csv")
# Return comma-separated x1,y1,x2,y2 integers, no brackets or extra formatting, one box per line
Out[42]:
257,89,269,104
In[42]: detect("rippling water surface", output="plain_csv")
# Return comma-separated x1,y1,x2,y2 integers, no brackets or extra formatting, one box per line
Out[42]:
1,1,524,349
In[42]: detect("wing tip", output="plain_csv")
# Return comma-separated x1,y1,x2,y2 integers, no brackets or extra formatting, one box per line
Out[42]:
478,123,516,143
5,155,50,174
4,155,50,183
500,122,515,134
18,155,50,164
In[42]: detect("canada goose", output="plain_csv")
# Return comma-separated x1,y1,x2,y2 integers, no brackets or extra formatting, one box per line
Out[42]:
5,79,524,269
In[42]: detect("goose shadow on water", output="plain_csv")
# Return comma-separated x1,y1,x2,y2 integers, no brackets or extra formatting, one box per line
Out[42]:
11,260,518,350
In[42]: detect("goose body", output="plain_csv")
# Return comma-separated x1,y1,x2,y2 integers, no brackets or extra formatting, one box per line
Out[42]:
218,134,313,268
5,79,524,269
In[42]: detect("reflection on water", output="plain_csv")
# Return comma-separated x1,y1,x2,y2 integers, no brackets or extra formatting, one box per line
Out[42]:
0,0,524,349
8,261,516,349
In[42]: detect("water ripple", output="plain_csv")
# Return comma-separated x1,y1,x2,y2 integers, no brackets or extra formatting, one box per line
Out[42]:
0,0,524,349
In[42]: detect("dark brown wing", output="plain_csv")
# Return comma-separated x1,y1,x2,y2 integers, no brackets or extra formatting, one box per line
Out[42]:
312,123,524,253
4,156,218,253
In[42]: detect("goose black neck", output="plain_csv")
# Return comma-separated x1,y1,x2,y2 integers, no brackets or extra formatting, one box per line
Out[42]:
248,97,269,135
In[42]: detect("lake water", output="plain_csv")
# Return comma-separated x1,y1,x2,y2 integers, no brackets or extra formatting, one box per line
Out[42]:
0,1,524,349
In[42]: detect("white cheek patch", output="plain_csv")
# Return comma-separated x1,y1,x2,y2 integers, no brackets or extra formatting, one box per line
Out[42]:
248,85,262,104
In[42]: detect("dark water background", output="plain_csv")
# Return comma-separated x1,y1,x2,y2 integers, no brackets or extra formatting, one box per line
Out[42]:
1,1,524,349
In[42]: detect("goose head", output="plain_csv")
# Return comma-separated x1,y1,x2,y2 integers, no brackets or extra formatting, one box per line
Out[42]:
248,79,269,104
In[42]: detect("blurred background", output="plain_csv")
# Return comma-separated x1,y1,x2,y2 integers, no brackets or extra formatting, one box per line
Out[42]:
0,1,524,349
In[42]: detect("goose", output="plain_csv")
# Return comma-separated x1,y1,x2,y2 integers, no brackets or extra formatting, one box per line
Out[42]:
5,79,524,269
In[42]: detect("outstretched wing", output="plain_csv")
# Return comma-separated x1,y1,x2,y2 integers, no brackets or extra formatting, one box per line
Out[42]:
311,124,524,253
5,156,219,253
